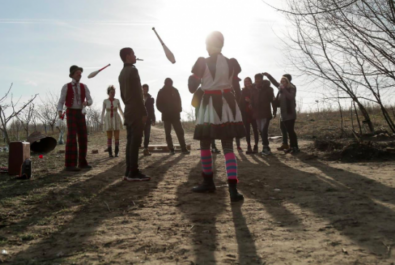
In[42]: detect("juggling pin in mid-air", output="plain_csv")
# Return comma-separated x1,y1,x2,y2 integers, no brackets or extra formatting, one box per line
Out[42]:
152,27,176,64
88,64,111,79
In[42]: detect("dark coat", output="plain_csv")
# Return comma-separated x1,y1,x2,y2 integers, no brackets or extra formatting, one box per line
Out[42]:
118,63,147,125
265,73,297,115
250,81,276,120
144,93,156,123
238,87,255,121
156,86,182,121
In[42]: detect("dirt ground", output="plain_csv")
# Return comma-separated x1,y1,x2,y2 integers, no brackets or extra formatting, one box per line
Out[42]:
1,126,395,265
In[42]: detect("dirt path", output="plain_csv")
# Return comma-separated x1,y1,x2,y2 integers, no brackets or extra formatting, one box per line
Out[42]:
3,126,395,264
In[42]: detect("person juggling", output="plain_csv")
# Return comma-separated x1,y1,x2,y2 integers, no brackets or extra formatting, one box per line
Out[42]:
188,31,245,202
57,65,93,171
101,85,125,158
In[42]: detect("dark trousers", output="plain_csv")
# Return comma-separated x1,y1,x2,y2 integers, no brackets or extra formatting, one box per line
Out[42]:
280,120,289,145
126,119,144,175
283,119,298,148
256,119,271,147
65,109,87,167
244,119,259,147
164,119,187,150
143,121,151,148
235,138,241,148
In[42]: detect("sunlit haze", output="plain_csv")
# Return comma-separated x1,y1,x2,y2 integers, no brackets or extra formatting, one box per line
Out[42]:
1,0,318,118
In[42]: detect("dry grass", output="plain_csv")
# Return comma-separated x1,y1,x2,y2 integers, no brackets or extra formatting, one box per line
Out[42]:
171,106,395,139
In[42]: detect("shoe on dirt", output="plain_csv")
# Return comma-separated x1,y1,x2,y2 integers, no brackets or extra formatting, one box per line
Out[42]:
79,165,93,170
228,183,244,202
181,149,190,154
253,145,258,153
246,146,254,154
64,167,81,172
277,144,289,151
290,147,300,155
169,149,175,155
124,171,150,182
284,148,293,154
192,173,216,193
261,147,272,156
143,148,151,156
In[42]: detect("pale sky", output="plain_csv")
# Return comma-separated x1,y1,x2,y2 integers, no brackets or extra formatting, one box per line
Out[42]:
1,0,322,119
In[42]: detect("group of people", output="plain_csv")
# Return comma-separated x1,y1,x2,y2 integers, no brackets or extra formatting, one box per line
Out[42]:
235,73,299,156
57,31,299,203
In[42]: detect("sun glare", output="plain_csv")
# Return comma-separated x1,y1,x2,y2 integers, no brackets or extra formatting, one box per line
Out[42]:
154,0,274,61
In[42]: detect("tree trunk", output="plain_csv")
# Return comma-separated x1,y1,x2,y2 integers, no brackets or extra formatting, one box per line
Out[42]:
380,105,395,133
355,101,374,133
338,101,344,137
353,101,363,136
2,130,10,145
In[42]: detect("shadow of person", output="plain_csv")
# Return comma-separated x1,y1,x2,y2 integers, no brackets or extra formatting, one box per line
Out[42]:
0,149,119,203
298,152,395,204
176,152,264,265
9,153,184,263
231,200,263,264
237,151,302,228
243,151,395,258
293,153,395,255
176,161,223,264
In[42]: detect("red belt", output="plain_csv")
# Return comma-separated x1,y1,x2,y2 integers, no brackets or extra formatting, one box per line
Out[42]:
204,89,232,95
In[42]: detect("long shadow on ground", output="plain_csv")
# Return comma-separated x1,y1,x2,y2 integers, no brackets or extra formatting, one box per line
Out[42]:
8,153,184,264
237,150,395,260
176,152,264,265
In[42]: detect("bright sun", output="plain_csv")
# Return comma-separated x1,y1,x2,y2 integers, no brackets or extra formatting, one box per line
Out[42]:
153,0,275,61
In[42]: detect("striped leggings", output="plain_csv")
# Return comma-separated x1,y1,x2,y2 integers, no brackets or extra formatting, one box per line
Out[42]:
200,139,238,183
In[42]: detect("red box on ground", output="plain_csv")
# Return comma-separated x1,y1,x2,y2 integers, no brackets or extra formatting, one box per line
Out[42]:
8,142,30,176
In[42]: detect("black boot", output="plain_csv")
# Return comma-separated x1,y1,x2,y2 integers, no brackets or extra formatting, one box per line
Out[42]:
108,146,113,158
115,145,119,157
192,173,216,193
228,181,244,202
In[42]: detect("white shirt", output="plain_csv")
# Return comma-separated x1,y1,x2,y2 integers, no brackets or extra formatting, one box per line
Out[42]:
57,79,93,111
201,54,233,91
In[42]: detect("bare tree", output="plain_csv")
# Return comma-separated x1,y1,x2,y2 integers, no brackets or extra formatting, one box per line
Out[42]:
86,105,102,133
16,103,35,139
0,84,38,144
31,112,39,132
266,0,395,133
9,119,23,141
36,92,59,133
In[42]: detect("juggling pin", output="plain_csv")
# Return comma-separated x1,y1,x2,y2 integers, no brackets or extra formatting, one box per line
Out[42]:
152,27,176,64
88,64,111,79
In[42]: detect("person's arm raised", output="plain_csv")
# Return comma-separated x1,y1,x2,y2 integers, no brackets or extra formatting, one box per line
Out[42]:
262,72,280,88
